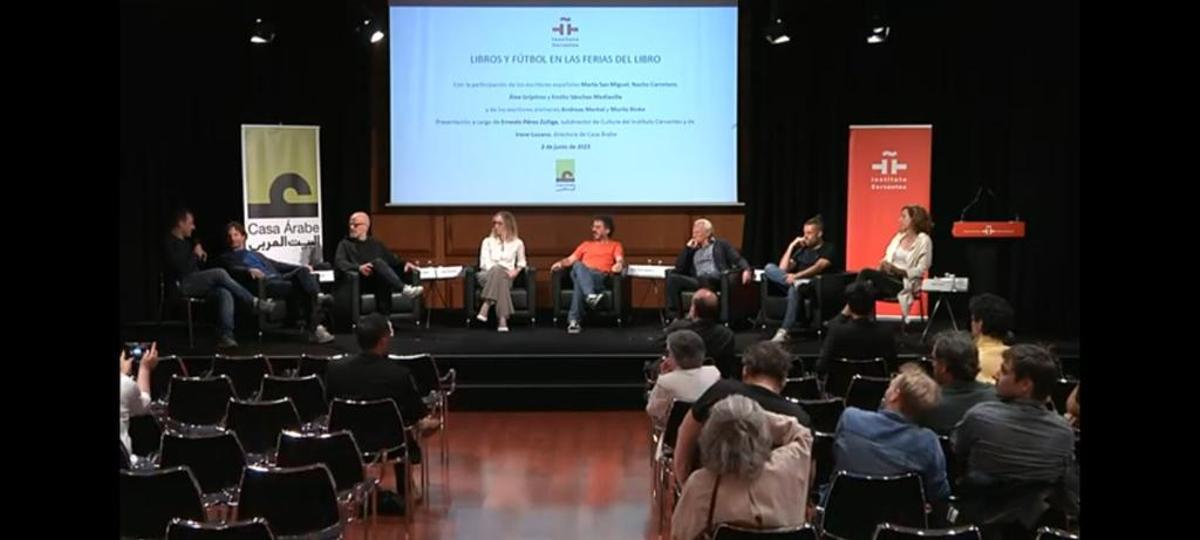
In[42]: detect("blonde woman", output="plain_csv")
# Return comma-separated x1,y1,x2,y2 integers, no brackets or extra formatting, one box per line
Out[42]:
476,211,527,332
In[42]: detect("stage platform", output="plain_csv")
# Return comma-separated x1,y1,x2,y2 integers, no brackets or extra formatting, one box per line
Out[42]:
124,309,1080,410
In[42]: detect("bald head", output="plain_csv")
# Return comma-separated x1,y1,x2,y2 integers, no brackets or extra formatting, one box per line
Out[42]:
690,288,720,321
349,212,371,240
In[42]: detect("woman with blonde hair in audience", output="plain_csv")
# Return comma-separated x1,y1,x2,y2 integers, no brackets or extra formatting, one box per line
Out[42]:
671,394,812,540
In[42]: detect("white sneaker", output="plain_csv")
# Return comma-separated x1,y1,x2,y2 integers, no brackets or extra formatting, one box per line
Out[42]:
401,284,424,298
585,293,603,308
567,320,582,334
311,325,335,344
497,325,510,333
771,328,789,343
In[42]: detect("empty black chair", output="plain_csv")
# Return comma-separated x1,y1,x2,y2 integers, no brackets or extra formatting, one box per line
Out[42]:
276,430,378,523
873,523,981,540
810,431,836,498
1034,527,1079,540
797,398,845,434
713,523,819,539
297,354,332,379
820,471,928,540
327,398,414,513
265,355,301,377
130,413,164,458
1050,379,1077,414
150,355,189,403
159,429,247,508
166,518,276,540
236,464,343,539
166,375,236,429
259,375,328,426
119,467,205,540
211,355,273,400
783,376,822,401
225,398,301,461
845,375,891,411
826,358,888,399
1056,357,1080,380
179,356,215,378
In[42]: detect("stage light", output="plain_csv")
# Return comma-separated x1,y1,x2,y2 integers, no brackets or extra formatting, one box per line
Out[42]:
765,18,790,45
250,18,275,44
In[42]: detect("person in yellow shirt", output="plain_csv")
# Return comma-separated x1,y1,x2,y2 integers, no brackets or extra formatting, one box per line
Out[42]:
969,293,1015,384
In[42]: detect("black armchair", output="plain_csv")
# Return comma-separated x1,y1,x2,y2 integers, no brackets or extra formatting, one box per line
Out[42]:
463,265,537,326
551,266,630,326
334,267,424,331
759,271,857,335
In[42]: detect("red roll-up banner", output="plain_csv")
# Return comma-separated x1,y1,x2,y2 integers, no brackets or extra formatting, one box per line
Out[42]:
845,125,933,319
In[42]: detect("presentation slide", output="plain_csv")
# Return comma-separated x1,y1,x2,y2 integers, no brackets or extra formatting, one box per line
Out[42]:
387,1,738,206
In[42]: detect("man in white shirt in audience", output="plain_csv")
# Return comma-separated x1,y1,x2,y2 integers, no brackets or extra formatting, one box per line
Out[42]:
646,330,721,432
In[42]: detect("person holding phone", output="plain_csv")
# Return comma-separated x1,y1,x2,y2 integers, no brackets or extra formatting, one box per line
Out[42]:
120,342,159,456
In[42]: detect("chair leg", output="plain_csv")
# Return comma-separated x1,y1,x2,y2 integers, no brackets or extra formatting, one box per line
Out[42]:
186,302,195,349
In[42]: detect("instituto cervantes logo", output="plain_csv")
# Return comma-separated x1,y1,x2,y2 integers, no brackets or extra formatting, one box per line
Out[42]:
869,150,909,191
551,16,579,47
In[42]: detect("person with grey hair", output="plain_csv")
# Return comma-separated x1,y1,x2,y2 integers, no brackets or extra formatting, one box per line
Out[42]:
919,330,997,435
671,395,813,540
666,218,752,320
673,341,811,484
647,330,721,431
828,363,950,504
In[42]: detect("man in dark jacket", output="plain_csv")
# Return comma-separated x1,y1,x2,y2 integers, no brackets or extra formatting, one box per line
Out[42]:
334,211,424,316
665,218,752,320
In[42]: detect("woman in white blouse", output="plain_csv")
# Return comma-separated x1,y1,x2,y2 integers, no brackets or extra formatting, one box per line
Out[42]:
856,205,933,321
476,211,527,332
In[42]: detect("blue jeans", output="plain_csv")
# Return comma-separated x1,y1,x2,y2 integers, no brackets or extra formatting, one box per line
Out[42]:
180,268,258,339
762,263,813,330
568,263,607,323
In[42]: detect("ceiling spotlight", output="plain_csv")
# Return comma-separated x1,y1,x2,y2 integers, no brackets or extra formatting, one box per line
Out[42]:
866,15,889,44
357,9,386,44
250,18,275,44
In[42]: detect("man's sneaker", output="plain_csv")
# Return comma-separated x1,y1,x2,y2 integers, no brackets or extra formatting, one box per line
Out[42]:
771,328,789,343
585,293,603,308
252,298,276,315
216,335,239,349
310,325,335,344
401,284,424,298
567,320,582,334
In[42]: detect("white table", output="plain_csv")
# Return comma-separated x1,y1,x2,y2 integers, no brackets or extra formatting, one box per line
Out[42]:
920,276,970,339
626,264,673,325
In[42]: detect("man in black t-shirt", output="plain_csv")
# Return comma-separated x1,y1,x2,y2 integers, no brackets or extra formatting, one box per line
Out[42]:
672,341,811,483
762,215,837,342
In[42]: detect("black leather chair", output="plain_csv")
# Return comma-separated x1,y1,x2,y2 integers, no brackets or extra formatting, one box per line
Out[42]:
820,471,929,540
159,273,209,349
759,271,857,335
334,268,424,331
463,265,537,326
669,268,757,324
120,467,206,540
551,267,630,326
166,518,276,540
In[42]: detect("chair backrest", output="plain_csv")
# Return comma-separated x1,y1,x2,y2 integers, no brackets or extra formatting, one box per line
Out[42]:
873,523,981,540
389,353,440,398
259,375,328,424
167,375,236,426
1034,527,1079,540
276,430,366,493
119,467,205,540
827,358,888,399
783,376,822,401
661,400,694,456
713,523,819,539
796,398,845,434
821,471,928,540
1050,379,1077,415
119,440,132,470
159,429,247,495
1056,356,1080,380
811,430,836,492
166,518,276,540
844,375,891,411
130,414,165,457
151,355,189,402
179,356,215,377
938,436,961,493
211,355,273,400
225,398,301,455
264,355,301,377
236,464,341,538
789,355,817,377
297,354,331,379
327,398,407,459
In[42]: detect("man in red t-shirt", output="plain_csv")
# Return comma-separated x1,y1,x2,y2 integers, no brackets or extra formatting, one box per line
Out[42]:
550,215,625,334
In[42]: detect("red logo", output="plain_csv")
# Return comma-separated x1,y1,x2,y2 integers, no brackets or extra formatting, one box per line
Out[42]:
552,17,578,36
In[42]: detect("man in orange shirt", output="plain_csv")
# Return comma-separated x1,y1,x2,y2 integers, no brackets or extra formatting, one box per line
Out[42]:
550,215,625,334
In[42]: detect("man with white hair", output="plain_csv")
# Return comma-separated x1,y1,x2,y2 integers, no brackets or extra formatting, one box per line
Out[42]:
334,211,424,317
665,218,752,321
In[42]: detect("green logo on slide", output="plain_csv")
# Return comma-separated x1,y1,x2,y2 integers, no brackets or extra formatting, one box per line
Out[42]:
556,159,576,189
